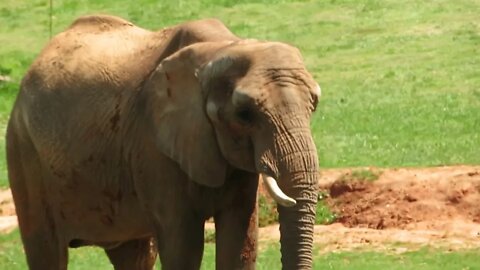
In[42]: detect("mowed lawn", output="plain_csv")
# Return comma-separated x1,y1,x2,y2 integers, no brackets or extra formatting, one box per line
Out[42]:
1,0,479,269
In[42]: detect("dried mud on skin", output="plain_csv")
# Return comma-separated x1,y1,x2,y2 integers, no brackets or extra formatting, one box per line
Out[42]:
2,166,480,253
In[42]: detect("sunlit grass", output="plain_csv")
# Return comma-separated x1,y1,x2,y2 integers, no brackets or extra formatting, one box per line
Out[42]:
1,230,479,269
1,0,479,187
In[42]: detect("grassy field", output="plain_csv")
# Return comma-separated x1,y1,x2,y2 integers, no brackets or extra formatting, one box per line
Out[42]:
1,0,479,268
1,0,479,187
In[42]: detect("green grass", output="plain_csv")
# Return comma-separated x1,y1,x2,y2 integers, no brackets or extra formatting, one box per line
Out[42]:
258,194,279,227
315,200,337,225
313,248,480,270
1,0,479,266
258,193,336,227
1,0,479,187
1,230,479,269
0,230,113,269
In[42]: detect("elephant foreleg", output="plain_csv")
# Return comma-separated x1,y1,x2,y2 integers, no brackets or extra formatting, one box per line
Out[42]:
156,209,205,270
214,172,259,270
105,237,157,270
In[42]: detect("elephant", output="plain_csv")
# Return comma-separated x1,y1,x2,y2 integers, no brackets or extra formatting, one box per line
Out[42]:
6,14,321,269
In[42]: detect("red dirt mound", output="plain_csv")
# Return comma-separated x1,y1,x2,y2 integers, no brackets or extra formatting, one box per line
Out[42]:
321,166,480,231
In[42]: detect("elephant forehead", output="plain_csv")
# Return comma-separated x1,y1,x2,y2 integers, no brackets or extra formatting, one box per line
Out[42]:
247,42,303,66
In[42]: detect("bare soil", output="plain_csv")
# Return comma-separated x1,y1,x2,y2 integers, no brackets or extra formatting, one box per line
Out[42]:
3,165,480,253
260,165,480,252
0,188,16,233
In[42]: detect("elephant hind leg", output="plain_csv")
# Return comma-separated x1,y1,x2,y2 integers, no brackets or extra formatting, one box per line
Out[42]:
6,128,68,269
104,237,158,270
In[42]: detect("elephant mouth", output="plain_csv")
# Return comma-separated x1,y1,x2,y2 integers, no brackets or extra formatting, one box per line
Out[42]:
260,174,296,207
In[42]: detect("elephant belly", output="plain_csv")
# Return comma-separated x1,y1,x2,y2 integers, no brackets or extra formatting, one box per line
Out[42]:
50,180,154,246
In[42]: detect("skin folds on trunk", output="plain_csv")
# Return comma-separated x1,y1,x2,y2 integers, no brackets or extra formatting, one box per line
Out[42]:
258,124,319,269
278,170,318,269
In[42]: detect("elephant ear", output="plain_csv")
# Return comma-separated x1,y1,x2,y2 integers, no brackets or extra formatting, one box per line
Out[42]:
142,46,227,187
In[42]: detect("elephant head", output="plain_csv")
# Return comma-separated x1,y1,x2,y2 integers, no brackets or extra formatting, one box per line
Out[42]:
141,39,321,268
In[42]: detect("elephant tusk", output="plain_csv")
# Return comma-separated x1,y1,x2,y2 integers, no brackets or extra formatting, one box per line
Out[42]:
261,174,297,207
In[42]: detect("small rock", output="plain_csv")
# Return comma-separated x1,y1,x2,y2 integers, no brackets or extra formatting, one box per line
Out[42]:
0,75,12,82
404,194,418,202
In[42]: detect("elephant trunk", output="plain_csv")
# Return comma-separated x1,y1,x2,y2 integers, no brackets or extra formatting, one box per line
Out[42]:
255,108,319,268
277,169,318,269
273,131,319,269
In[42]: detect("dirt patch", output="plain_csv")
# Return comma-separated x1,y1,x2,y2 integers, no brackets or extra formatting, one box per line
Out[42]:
0,189,16,233
258,222,480,254
322,166,480,230
314,165,480,252
256,166,480,252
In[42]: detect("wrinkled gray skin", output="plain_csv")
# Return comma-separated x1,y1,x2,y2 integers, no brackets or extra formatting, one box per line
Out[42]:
6,15,320,270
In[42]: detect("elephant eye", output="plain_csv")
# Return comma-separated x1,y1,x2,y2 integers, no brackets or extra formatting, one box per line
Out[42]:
236,107,254,124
